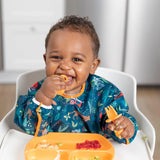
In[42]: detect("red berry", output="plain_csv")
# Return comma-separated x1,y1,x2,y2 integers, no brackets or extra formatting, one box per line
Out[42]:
76,140,101,149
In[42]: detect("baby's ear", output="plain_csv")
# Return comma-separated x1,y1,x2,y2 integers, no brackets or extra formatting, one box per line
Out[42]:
90,58,100,74
43,54,46,63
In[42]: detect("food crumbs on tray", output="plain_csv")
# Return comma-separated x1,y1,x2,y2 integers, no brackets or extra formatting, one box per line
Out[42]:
57,142,63,146
36,143,59,149
94,156,100,160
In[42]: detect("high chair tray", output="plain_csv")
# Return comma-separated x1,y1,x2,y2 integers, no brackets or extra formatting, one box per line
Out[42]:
0,129,151,160
25,132,114,160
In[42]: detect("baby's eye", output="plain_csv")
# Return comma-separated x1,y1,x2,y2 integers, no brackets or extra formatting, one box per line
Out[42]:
73,58,83,62
51,56,62,60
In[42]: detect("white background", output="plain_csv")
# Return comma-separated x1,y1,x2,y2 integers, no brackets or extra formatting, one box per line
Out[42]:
1,0,160,84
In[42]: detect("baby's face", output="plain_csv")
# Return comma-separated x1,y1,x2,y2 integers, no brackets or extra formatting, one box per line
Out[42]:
44,29,100,94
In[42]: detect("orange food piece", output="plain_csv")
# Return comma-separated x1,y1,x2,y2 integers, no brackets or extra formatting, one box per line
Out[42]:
57,75,68,95
61,75,68,82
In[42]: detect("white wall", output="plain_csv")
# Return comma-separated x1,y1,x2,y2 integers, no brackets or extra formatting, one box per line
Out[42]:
124,0,160,84
66,0,128,70
0,0,3,70
2,0,127,71
1,0,65,71
1,0,160,84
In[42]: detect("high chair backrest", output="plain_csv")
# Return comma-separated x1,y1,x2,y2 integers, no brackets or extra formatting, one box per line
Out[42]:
0,67,155,156
0,69,46,147
16,69,46,99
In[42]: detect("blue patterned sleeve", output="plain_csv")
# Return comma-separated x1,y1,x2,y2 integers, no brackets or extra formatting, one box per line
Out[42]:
14,95,39,135
14,79,53,136
100,83,138,144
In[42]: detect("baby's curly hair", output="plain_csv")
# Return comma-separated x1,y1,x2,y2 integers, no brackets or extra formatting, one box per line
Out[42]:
45,15,100,58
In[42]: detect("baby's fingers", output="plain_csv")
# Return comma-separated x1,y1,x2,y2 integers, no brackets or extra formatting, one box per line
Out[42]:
108,117,127,131
108,122,116,131
114,116,135,139
121,125,135,139
113,116,127,130
52,100,57,106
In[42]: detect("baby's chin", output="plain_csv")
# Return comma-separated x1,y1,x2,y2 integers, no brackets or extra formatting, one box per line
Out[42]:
64,85,83,95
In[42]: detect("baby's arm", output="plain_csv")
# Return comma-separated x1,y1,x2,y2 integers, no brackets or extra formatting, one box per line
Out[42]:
14,75,67,136
14,94,55,136
101,86,138,144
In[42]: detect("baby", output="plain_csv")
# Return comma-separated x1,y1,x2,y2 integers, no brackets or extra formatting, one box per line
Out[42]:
14,15,138,144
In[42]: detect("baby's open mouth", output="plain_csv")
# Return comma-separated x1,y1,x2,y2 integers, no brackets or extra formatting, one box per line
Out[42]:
65,75,74,85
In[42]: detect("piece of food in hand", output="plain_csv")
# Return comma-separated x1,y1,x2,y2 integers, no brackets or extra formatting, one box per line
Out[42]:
57,75,68,95
61,75,68,81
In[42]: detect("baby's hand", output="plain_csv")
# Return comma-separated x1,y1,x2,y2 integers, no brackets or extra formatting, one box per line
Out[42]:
108,116,135,139
35,75,66,105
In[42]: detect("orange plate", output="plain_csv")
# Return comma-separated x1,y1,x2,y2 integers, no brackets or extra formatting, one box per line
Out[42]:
25,132,115,160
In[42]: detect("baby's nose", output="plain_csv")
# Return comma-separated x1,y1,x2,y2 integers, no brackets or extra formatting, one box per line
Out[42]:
59,59,72,70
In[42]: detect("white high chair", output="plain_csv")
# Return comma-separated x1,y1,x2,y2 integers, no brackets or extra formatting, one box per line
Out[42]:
0,67,155,160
